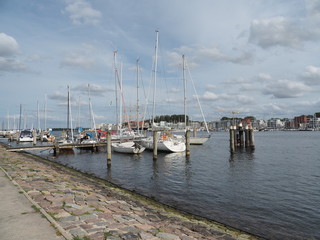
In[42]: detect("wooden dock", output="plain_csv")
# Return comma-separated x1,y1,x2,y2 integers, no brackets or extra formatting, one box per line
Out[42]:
6,142,109,152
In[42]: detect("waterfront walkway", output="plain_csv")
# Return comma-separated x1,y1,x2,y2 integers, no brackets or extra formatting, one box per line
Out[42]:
0,144,256,240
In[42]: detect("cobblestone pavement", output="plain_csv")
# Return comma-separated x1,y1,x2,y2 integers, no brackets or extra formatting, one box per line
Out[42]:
0,144,258,240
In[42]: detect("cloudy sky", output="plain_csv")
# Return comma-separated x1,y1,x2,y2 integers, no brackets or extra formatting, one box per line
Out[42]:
1,0,320,129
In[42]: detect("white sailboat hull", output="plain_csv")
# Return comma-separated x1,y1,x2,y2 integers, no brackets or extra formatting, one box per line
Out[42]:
112,141,145,154
190,136,210,145
141,137,186,153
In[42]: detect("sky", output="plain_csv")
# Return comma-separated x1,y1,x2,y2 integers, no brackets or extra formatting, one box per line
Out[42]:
1,0,320,129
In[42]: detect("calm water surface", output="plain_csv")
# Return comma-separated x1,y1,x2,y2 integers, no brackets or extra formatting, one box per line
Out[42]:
9,131,320,239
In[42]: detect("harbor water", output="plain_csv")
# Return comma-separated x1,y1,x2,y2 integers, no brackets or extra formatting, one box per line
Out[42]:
7,131,320,239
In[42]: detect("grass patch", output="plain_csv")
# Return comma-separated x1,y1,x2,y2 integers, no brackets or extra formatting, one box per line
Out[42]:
31,204,40,212
73,236,90,240
48,212,58,220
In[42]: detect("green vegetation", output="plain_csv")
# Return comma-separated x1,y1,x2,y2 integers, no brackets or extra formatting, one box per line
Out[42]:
73,236,89,240
31,205,40,212
148,114,189,123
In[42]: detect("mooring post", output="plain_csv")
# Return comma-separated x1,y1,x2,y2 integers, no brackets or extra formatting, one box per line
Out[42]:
107,132,111,164
249,125,255,149
193,127,197,137
245,125,249,148
32,130,37,145
53,141,60,156
238,123,244,147
153,131,158,160
233,125,238,150
185,130,190,157
230,125,235,153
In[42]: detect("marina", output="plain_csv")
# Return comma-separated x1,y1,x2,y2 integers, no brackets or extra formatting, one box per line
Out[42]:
1,130,319,239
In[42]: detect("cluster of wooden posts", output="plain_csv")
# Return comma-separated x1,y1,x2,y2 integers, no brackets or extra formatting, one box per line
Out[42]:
229,124,255,153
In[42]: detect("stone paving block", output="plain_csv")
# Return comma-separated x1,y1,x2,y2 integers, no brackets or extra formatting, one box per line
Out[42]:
94,221,110,227
140,231,161,240
79,213,98,221
86,227,107,233
134,223,154,231
88,232,105,240
65,203,82,209
59,215,79,222
54,210,72,218
156,232,181,240
121,232,140,240
69,227,87,237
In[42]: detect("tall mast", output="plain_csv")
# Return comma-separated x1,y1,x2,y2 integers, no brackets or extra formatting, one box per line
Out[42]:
183,55,187,129
69,86,74,141
136,58,140,135
119,62,123,131
152,30,159,125
44,94,47,130
78,96,81,130
37,100,40,131
114,51,119,134
19,104,22,130
88,84,92,129
67,85,70,133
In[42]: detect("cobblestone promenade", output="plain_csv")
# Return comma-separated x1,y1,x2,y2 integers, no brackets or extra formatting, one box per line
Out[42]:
0,144,257,240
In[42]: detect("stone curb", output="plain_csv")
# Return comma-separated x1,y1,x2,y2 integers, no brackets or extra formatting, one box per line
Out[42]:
0,166,73,240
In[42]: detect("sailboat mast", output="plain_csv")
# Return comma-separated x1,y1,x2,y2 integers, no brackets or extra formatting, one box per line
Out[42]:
113,51,119,134
136,58,140,135
37,100,40,131
183,55,187,129
44,94,47,131
67,85,70,134
19,104,22,130
152,30,159,125
119,63,123,131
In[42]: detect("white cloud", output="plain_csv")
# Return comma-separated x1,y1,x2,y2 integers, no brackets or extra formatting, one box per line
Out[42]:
0,57,27,72
0,33,19,57
200,91,219,101
60,45,96,69
249,17,315,49
262,79,311,98
301,65,320,86
171,45,253,66
0,33,27,72
64,0,102,25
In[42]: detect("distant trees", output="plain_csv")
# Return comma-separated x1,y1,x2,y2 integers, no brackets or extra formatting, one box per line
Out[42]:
149,114,189,123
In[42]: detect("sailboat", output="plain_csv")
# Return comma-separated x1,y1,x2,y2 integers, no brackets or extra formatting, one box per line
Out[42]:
111,51,145,154
140,30,186,153
78,84,99,144
58,86,74,146
182,55,210,145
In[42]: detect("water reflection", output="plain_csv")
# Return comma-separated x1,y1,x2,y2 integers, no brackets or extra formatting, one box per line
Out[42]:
229,148,255,162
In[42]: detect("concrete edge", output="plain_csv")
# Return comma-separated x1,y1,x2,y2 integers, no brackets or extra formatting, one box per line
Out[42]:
0,166,73,240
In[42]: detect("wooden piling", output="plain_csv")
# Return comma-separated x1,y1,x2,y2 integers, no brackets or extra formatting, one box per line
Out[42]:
33,130,37,145
230,126,235,153
107,132,111,163
153,131,158,160
53,141,60,156
238,125,244,147
233,126,237,150
185,130,190,157
193,128,197,137
249,125,255,149
245,125,249,148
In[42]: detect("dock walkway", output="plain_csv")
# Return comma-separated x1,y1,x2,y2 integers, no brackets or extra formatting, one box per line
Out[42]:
0,144,257,240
